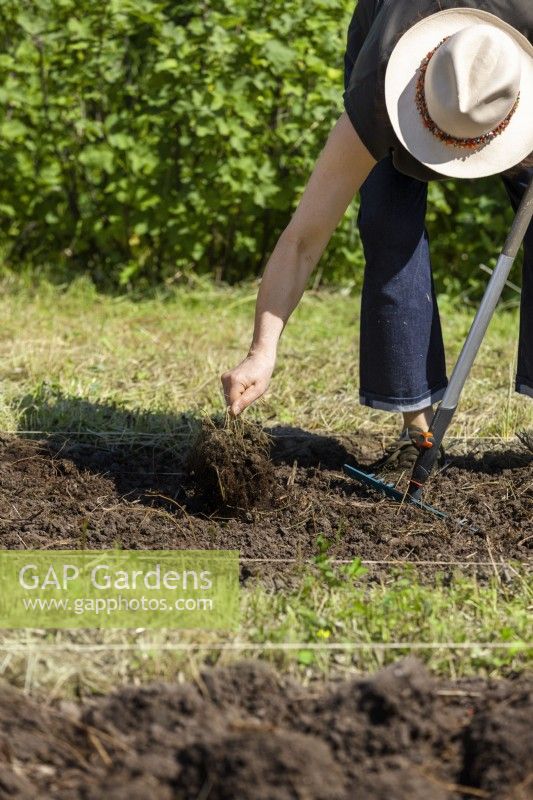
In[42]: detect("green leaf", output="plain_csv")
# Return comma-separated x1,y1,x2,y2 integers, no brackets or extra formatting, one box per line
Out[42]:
79,146,115,174
0,119,28,140
264,39,296,70
154,58,180,73
297,649,314,666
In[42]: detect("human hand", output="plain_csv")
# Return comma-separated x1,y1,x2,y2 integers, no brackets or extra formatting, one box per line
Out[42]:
221,350,276,416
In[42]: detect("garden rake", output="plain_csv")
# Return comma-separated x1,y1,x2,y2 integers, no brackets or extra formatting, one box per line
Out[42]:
344,174,533,519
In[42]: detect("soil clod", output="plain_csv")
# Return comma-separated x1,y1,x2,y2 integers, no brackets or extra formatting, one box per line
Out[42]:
187,416,280,515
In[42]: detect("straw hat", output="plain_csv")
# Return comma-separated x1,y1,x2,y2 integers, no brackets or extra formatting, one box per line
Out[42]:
385,9,533,178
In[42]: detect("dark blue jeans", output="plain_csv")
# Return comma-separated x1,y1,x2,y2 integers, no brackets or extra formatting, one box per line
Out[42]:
357,157,533,412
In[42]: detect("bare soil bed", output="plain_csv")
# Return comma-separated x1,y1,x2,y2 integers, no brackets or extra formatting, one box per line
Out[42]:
0,658,531,800
0,427,531,566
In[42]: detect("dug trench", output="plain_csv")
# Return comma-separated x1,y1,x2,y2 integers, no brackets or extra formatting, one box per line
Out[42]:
0,658,531,800
0,421,531,568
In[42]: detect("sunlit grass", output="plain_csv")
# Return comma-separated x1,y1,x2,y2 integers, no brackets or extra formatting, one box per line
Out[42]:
0,565,530,698
0,273,530,440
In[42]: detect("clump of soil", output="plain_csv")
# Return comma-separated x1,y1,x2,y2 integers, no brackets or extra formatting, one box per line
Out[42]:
1,659,531,799
177,730,347,800
461,688,533,795
187,416,280,514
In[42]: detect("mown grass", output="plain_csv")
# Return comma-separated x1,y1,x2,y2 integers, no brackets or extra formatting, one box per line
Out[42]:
0,272,530,439
0,562,530,698
0,275,531,693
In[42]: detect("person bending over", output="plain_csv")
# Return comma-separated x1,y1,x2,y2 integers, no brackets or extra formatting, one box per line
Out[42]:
222,0,533,471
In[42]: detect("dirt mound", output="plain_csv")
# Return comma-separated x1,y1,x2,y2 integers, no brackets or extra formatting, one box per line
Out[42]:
177,729,346,800
0,682,87,797
0,659,531,799
0,431,531,566
461,689,533,795
187,417,280,514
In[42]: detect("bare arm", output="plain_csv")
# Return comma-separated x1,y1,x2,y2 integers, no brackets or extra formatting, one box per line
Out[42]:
222,112,375,415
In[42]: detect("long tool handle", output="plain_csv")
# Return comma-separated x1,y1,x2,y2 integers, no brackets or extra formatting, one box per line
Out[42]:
408,175,533,500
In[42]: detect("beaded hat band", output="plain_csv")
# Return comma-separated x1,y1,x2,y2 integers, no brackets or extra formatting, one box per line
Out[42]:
415,37,521,150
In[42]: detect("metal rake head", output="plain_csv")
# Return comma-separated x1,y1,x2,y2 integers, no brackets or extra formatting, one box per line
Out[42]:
343,464,447,520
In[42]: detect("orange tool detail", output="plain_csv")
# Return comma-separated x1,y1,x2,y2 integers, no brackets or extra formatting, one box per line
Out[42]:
413,431,434,450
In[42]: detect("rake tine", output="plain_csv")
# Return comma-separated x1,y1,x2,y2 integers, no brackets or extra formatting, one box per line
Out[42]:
343,464,447,519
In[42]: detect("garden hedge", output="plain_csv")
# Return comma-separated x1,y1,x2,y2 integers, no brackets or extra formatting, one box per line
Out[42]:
0,0,517,293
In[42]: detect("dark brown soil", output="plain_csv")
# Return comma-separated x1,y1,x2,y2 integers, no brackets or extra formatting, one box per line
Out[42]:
186,417,280,514
0,659,531,799
0,428,531,567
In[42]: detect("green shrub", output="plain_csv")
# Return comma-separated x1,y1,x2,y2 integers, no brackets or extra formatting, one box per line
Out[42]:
0,0,519,293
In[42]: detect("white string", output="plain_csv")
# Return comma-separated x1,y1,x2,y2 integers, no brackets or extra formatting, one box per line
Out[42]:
4,431,515,440
241,558,525,567
0,642,529,653
3,430,191,437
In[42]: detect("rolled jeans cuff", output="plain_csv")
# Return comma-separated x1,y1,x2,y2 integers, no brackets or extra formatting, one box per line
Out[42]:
359,382,448,413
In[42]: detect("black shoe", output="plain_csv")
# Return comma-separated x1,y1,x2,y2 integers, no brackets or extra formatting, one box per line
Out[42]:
372,426,445,475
